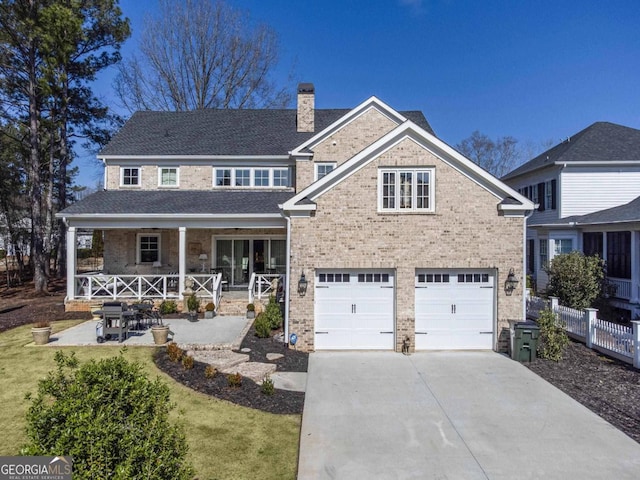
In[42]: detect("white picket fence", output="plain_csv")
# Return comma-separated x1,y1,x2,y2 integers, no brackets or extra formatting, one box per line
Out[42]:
526,294,640,368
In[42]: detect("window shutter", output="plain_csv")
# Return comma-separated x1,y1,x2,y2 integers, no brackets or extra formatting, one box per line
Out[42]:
537,183,545,211
551,179,557,210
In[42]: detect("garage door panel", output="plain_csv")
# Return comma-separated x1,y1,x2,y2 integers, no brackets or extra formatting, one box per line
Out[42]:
315,270,394,350
415,270,494,350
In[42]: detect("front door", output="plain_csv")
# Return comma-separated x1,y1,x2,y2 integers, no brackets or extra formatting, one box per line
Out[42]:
215,238,286,286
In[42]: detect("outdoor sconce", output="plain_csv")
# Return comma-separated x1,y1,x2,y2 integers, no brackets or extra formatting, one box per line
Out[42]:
504,268,519,296
298,271,308,296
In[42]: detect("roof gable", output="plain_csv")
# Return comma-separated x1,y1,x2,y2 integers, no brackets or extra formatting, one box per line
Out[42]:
503,122,640,180
283,121,534,214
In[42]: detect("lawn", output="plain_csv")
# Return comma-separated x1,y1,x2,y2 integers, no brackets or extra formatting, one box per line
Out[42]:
0,320,301,479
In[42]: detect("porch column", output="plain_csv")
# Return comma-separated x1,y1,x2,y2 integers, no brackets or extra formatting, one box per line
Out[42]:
178,227,186,299
631,231,639,304
66,226,77,300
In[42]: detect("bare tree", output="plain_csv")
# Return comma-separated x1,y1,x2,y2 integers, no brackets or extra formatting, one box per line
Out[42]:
115,0,291,112
456,131,521,178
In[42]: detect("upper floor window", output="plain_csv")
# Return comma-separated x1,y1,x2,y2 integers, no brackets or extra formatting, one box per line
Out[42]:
315,162,336,181
539,239,548,268
379,168,434,212
121,167,140,186
213,167,291,188
273,168,289,187
158,167,179,187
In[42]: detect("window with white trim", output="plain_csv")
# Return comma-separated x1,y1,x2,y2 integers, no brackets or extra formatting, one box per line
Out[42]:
158,167,179,187
379,168,434,212
137,234,160,263
553,238,573,256
539,239,548,269
121,167,140,186
315,162,336,181
213,167,291,188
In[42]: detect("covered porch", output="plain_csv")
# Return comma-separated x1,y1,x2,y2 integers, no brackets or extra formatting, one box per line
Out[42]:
57,189,294,311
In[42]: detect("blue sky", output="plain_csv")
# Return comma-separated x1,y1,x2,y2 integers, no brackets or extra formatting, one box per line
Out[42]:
77,0,640,186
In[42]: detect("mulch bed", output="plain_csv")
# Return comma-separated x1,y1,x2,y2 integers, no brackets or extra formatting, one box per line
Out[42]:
154,323,308,415
526,339,640,443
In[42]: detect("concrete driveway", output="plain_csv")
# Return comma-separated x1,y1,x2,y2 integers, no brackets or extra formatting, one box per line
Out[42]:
298,351,640,479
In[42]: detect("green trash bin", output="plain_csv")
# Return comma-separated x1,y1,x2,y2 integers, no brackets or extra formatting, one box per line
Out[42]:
513,321,540,362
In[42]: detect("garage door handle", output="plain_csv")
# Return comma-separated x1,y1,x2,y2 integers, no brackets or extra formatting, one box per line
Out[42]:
415,331,428,335
316,286,329,289
480,331,492,334
315,331,329,334
415,286,428,288
380,331,393,334
480,286,494,289
380,286,393,288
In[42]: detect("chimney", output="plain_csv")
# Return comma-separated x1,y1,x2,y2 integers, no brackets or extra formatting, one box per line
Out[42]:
297,83,315,133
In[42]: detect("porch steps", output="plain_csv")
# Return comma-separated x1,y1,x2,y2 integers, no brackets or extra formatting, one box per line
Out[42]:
217,294,266,316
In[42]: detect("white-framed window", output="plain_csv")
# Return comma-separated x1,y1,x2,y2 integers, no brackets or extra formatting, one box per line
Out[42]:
213,167,291,188
539,239,548,269
254,169,270,187
273,168,289,187
158,167,179,187
137,234,160,264
215,169,231,186
121,167,140,186
545,181,554,209
553,238,573,256
378,168,434,212
315,162,336,181
235,169,250,186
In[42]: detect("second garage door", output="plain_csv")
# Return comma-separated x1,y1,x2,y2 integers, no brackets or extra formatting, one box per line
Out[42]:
315,270,395,350
415,270,495,350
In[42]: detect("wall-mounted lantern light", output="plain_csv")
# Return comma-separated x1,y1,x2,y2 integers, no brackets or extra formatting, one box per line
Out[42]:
298,271,308,296
504,268,519,296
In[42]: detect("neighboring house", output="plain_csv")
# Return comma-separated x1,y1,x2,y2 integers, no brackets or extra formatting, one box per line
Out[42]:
57,83,534,352
502,122,640,317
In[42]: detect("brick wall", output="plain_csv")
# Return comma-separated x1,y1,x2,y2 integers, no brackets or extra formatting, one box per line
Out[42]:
288,137,524,353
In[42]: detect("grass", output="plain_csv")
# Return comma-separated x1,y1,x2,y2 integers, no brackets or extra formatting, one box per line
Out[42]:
0,320,301,479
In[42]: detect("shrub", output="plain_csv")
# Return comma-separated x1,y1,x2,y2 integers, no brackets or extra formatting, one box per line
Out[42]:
182,355,194,370
545,252,606,310
204,365,217,379
254,314,271,338
204,302,215,312
261,375,275,396
537,309,569,361
246,303,255,312
167,342,183,362
227,372,242,388
186,293,199,312
21,351,194,479
159,300,178,315
263,295,283,330
33,321,50,328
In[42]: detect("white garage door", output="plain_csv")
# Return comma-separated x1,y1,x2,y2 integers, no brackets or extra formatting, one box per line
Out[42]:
415,270,495,350
315,270,395,350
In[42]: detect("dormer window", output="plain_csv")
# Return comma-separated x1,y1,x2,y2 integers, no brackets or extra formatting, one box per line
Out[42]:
213,167,291,188
121,167,140,186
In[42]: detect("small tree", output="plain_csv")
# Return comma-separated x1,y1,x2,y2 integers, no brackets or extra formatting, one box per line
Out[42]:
537,309,569,361
545,251,606,310
263,295,283,330
22,351,193,479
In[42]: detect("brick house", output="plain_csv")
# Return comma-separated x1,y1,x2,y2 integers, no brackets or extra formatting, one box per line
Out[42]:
58,84,534,352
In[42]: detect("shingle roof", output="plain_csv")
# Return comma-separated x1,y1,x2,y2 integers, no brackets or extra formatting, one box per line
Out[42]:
502,122,640,180
59,190,295,216
535,195,640,227
100,109,434,157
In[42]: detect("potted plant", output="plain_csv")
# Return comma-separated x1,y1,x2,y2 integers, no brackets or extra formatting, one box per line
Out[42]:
204,302,216,319
186,293,199,322
151,324,171,345
246,303,255,319
31,321,51,345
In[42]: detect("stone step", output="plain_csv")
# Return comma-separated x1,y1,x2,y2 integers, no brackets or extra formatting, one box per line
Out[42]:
221,362,277,384
189,350,249,370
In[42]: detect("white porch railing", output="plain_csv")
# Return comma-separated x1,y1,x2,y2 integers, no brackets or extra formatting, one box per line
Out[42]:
248,273,283,304
607,277,632,300
526,295,640,368
75,273,222,303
